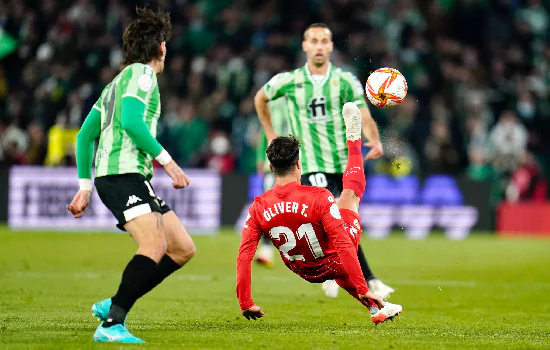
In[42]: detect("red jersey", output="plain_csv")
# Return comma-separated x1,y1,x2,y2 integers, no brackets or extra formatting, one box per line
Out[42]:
236,181,368,310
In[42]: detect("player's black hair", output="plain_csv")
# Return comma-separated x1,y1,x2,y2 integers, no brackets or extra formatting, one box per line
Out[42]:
304,23,332,40
121,7,172,69
266,136,301,177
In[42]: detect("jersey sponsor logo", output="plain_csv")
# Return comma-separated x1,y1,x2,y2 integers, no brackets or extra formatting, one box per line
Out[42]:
307,96,331,123
353,218,361,230
330,203,341,219
137,74,153,92
126,195,142,207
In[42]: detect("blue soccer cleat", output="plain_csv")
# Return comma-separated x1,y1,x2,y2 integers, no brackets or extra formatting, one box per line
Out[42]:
93,323,145,343
91,298,112,322
92,298,127,326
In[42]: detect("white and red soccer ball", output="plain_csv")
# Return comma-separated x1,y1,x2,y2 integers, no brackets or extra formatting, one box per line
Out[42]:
365,67,408,108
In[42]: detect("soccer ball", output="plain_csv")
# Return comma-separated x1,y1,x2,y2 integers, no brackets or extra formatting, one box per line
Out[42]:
365,68,408,108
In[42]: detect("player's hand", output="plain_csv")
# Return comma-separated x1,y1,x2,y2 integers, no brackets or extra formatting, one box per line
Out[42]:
67,190,92,218
359,291,385,309
163,160,190,189
242,305,264,320
364,140,384,161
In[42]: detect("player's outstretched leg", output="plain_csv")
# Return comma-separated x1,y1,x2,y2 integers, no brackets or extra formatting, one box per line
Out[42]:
322,102,367,298
332,102,394,300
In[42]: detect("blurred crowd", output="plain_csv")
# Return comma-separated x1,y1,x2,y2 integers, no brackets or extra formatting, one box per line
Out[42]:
1,0,549,203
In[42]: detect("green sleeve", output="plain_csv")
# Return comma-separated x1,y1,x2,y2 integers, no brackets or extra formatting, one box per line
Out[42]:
256,128,268,166
76,107,101,179
263,72,293,101
343,72,368,108
121,96,163,158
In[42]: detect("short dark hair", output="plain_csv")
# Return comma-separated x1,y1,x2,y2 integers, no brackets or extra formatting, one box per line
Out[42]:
121,7,172,69
266,136,301,176
304,23,332,40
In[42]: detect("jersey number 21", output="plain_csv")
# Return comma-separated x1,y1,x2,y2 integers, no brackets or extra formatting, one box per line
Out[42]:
269,224,325,261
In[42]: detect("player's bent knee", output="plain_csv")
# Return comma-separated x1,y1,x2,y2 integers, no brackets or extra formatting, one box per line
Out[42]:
169,240,196,265
185,242,196,259
162,211,196,264
183,243,197,261
337,189,360,214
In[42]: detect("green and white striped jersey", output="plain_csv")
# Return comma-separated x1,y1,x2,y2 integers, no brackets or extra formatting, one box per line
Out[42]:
263,63,367,174
94,63,161,179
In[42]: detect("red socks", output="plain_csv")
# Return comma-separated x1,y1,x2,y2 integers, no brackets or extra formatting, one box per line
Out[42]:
343,140,366,200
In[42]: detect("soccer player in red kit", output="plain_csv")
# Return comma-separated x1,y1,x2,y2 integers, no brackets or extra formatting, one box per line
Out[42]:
236,103,402,324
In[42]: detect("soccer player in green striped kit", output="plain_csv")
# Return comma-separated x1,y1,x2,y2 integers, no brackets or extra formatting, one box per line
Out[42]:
254,23,394,300
67,8,195,343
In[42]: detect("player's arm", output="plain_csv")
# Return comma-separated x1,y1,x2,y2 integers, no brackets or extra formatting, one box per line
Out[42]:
255,73,290,144
76,102,101,190
254,89,276,143
120,97,168,163
68,102,102,218
344,73,383,160
119,65,189,188
236,203,264,319
120,97,189,189
256,128,268,175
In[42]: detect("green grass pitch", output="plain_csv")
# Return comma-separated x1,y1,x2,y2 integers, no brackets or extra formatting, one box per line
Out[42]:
0,226,549,349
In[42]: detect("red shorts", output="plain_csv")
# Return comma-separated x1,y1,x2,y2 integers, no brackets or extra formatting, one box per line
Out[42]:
286,209,363,283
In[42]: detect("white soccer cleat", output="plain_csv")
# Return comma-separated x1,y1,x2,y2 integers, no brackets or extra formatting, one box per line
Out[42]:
368,279,395,300
342,102,362,142
370,301,402,325
322,279,339,298
254,244,274,268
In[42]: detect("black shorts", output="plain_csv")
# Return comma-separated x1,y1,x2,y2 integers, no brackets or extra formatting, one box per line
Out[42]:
301,172,343,197
95,173,171,231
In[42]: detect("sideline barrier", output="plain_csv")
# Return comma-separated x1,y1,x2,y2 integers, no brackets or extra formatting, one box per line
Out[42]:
497,202,550,236
8,166,221,233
